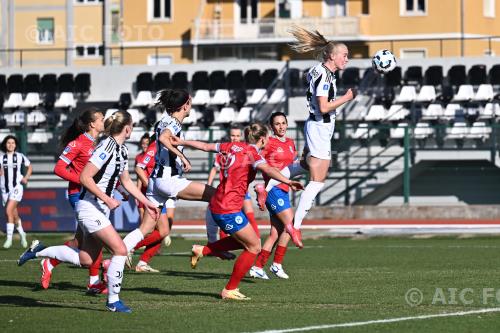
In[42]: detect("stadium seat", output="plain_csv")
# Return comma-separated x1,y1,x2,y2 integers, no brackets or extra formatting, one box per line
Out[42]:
387,104,410,121
54,92,76,108
43,92,56,110
129,126,146,143
57,73,74,92
132,91,154,107
182,108,199,125
118,92,132,110
208,125,227,141
489,65,500,86
416,85,436,103
394,86,417,103
421,104,444,120
0,74,6,96
345,96,369,121
403,66,423,85
5,110,25,126
7,74,23,93
192,71,209,91
3,93,23,109
21,93,41,108
389,122,409,139
184,126,207,141
24,74,40,93
192,90,211,106
154,72,170,91
448,65,466,87
452,84,474,102
472,84,494,102
105,108,119,119
75,73,91,97
213,107,236,124
267,88,285,104
41,74,57,95
27,110,47,126
244,70,262,90
28,128,52,144
424,65,443,86
468,64,487,85
126,108,144,126
445,122,469,139
227,70,244,90
246,89,267,105
262,69,278,89
384,66,402,87
136,72,154,92
466,121,491,140
479,103,500,119
231,89,247,109
235,106,252,123
209,70,226,91
0,129,12,142
172,71,188,90
437,85,454,104
414,122,435,139
364,105,386,122
350,123,378,140
341,67,360,88
288,68,302,91
443,103,462,120
210,89,231,106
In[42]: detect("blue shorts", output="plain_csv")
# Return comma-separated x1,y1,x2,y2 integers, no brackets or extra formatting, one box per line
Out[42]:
265,187,291,215
68,192,80,209
210,210,249,235
244,192,251,200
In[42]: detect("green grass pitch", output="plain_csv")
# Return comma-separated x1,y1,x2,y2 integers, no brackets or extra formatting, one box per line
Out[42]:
2,234,500,332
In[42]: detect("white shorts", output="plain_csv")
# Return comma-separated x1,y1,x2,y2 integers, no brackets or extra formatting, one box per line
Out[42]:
304,119,335,160
2,184,23,206
164,198,176,209
146,176,191,207
75,199,112,234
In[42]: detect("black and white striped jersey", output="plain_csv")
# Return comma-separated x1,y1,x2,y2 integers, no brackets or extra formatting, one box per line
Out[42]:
306,63,337,117
0,152,30,193
80,136,128,206
151,113,185,179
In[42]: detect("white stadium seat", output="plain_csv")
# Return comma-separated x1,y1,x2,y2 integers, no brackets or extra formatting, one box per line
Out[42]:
414,122,435,139
394,86,417,103
235,106,252,123
390,123,409,139
21,93,41,108
27,110,47,126
466,121,491,140
213,107,236,124
350,123,378,140
55,92,76,108
210,89,231,106
416,85,436,103
472,84,494,102
452,85,474,102
421,104,444,120
246,89,267,105
28,129,53,144
132,91,154,107
364,105,386,121
443,103,462,120
3,93,23,109
387,104,410,121
192,90,211,106
126,108,144,126
445,122,469,139
267,89,285,104
128,126,146,143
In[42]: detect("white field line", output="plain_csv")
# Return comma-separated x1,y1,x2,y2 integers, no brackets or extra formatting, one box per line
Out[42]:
248,307,500,333
172,224,500,230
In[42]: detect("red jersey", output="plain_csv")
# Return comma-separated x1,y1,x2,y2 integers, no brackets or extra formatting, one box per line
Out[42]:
136,141,156,192
209,142,266,214
59,132,96,195
260,136,297,192
213,153,223,182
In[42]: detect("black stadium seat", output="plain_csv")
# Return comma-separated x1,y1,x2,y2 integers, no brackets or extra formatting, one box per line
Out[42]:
41,74,57,94
288,68,302,89
468,64,487,85
75,73,91,96
136,72,153,92
57,73,74,93
191,71,209,91
118,92,132,110
7,74,24,93
227,70,244,90
0,74,6,96
171,71,188,90
489,64,500,85
404,66,423,85
24,74,40,93
341,67,360,88
447,65,466,87
424,65,443,86
244,69,261,90
385,66,402,87
261,69,278,89
154,72,170,91
209,70,226,90
437,85,454,104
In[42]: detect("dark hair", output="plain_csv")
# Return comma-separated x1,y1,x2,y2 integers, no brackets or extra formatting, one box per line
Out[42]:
244,122,268,144
104,110,132,136
139,133,150,144
60,107,104,148
155,89,190,115
1,135,18,153
269,112,288,126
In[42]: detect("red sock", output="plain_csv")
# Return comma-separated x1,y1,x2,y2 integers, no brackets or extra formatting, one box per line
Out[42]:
49,258,61,267
273,245,287,265
255,249,271,269
88,250,102,277
203,236,243,256
225,250,257,290
135,230,162,250
219,229,228,240
245,212,259,238
140,242,162,263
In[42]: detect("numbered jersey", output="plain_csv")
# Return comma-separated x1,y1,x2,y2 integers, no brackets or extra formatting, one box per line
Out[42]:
306,63,337,118
151,114,185,179
0,152,30,193
260,136,297,192
79,136,129,211
209,142,266,214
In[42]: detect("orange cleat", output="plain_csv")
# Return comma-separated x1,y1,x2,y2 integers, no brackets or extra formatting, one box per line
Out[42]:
254,183,267,211
285,223,303,249
221,288,251,300
191,245,204,269
40,259,52,289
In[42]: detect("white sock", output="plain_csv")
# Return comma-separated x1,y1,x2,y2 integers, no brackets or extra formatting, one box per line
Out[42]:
36,246,81,266
294,181,324,229
16,219,26,236
107,255,126,304
205,209,219,243
137,260,147,267
265,163,307,192
123,228,144,252
6,223,14,239
89,275,100,285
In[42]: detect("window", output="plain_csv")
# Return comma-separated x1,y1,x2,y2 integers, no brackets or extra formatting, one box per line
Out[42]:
400,49,427,59
74,45,103,58
324,0,346,17
149,0,171,21
240,0,258,24
362,0,369,15
401,0,426,15
111,9,120,43
37,18,54,44
484,0,496,17
74,0,103,3
147,54,172,65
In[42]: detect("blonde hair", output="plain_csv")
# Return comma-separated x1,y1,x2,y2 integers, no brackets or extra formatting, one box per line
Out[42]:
244,122,268,144
289,25,347,62
104,110,132,136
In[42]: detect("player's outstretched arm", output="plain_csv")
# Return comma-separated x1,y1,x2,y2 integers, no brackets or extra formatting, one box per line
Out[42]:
257,163,304,191
170,136,217,153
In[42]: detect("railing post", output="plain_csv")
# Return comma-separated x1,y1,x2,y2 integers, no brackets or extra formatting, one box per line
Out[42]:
208,127,213,169
403,126,410,204
120,45,124,65
155,47,159,65
491,123,497,163
440,39,443,57
284,60,290,115
19,50,23,67
344,152,350,206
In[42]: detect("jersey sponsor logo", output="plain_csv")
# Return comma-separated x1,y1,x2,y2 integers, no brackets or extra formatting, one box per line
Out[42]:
147,150,155,156
235,216,243,225
277,198,284,206
69,141,77,148
99,152,107,160
225,224,234,231
271,204,277,211
323,83,330,91
63,146,71,155
276,147,284,153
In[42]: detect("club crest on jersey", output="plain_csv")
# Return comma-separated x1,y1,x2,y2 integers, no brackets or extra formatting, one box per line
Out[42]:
225,224,233,231
147,150,155,156
235,216,244,225
144,156,151,163
69,141,77,147
323,83,329,91
99,152,107,160
63,146,71,155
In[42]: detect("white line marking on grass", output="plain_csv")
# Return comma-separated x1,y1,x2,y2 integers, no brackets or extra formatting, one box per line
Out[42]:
248,308,500,333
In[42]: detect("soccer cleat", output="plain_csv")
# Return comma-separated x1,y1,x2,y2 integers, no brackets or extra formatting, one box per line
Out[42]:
20,234,28,248
285,223,303,249
3,238,12,249
190,244,204,269
135,263,159,273
249,266,270,280
221,288,251,300
254,183,267,211
212,250,236,260
87,281,108,295
125,250,134,269
270,263,289,279
163,235,172,247
40,259,52,289
106,300,132,313
18,240,45,266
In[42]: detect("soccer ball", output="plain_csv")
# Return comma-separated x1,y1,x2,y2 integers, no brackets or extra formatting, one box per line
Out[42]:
372,49,397,74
